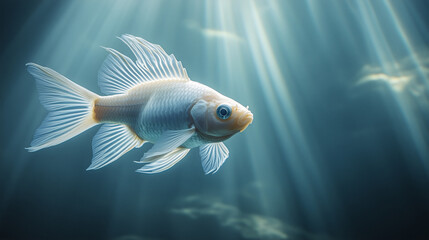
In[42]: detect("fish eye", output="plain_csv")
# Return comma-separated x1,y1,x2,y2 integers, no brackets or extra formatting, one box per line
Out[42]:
216,104,231,120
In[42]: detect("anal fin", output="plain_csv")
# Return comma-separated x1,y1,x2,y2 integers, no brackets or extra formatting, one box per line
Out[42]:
87,124,146,170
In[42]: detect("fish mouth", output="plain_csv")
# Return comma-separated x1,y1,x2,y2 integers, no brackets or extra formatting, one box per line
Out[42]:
238,111,253,132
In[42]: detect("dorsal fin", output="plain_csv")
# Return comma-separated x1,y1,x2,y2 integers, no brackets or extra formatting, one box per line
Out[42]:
98,34,189,95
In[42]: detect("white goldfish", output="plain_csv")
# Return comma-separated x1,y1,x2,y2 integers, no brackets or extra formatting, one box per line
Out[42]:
27,34,253,174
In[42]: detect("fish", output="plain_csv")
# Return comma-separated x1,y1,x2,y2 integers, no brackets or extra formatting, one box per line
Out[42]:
26,34,253,174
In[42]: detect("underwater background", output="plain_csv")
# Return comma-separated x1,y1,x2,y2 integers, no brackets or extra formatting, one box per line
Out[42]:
1,0,429,239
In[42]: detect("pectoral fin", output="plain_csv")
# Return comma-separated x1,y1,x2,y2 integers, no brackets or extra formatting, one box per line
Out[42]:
142,127,195,161
136,148,190,174
199,142,229,174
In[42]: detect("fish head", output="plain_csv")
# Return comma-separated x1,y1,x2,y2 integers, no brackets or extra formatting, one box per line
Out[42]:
191,95,253,139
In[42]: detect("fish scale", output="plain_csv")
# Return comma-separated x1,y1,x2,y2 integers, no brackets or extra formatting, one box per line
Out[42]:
133,80,211,144
26,34,252,174
94,79,210,145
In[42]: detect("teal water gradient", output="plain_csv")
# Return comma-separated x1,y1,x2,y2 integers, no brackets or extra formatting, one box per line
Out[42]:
1,0,429,239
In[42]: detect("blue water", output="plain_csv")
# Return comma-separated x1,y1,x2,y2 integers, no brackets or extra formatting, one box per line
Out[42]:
1,0,429,239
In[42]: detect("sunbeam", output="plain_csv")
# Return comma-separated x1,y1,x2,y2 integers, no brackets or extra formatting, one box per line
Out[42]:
1,0,429,239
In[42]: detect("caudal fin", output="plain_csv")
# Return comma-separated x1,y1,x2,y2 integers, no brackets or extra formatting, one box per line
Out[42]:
26,63,99,152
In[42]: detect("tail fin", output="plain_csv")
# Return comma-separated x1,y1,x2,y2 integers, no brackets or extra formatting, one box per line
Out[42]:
26,63,99,152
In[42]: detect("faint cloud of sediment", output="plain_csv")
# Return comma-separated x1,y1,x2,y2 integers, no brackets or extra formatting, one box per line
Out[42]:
171,195,335,240
355,50,429,98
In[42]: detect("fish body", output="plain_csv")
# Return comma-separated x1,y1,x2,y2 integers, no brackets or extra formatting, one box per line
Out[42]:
94,79,233,148
26,34,253,174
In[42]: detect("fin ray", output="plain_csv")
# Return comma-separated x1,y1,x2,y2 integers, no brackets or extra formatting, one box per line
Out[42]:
120,34,189,81
200,142,229,174
98,47,148,95
26,63,99,152
136,148,190,174
98,34,189,95
87,124,146,170
142,127,195,160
